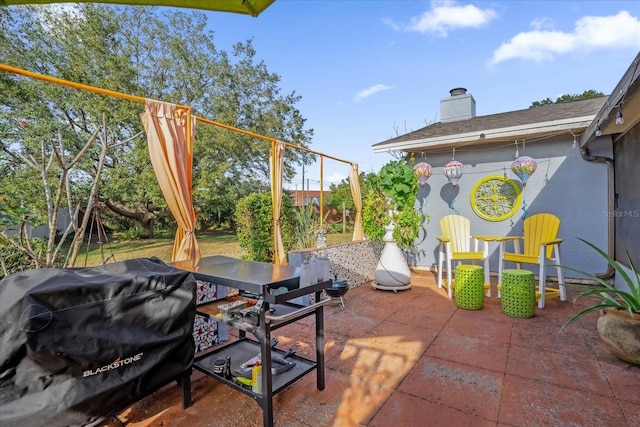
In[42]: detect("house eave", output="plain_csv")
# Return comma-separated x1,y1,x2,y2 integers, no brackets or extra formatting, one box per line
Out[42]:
580,51,640,148
373,116,595,153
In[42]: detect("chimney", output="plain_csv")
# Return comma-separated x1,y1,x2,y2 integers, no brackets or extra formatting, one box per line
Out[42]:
440,87,476,123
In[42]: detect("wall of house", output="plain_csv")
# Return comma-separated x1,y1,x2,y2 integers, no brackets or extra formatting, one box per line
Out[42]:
4,209,74,239
409,135,612,278
614,124,640,272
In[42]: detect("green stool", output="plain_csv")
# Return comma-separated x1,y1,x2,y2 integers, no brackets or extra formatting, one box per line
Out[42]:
501,269,536,318
454,265,485,310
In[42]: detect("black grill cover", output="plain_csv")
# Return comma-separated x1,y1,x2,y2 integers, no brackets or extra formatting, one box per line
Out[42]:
0,257,197,427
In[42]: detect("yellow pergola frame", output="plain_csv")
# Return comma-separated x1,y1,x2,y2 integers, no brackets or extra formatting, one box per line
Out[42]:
0,63,362,264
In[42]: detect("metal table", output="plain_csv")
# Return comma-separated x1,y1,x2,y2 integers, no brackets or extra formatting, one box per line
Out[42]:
172,256,331,427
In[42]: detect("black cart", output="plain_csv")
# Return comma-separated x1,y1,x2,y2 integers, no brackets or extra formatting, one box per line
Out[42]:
172,255,331,427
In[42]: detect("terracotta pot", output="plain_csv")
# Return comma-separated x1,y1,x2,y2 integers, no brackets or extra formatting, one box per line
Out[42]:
596,308,640,365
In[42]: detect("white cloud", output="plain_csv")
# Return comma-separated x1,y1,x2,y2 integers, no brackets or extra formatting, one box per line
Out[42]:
491,11,640,64
354,84,392,103
394,0,498,37
530,17,555,31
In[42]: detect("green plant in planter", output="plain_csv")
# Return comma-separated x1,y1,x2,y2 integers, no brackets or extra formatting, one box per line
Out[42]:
560,239,640,365
561,239,640,328
362,159,428,251
292,204,331,250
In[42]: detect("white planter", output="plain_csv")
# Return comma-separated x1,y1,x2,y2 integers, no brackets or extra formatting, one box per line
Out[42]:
372,222,412,291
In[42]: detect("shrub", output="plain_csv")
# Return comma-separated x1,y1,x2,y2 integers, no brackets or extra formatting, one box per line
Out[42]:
120,228,150,241
234,192,296,262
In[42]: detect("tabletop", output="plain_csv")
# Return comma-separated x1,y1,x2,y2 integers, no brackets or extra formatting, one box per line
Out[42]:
171,255,301,296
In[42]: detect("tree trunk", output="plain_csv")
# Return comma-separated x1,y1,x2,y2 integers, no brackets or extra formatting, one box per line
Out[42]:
103,199,158,238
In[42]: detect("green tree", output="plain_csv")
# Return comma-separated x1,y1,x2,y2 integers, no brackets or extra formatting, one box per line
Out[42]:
530,89,604,108
0,116,116,273
327,171,378,215
0,4,313,244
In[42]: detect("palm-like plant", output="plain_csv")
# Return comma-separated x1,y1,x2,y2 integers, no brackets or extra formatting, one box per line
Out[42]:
292,205,330,250
561,238,640,330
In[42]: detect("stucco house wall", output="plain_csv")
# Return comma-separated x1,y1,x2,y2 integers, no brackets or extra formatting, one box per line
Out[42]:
4,209,74,239
579,51,640,292
408,135,611,278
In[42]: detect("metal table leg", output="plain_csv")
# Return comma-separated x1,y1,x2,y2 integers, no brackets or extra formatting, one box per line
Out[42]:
315,291,325,391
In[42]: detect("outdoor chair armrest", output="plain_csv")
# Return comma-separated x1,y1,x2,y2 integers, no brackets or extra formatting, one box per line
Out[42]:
541,238,563,245
494,236,522,242
436,236,451,243
473,235,503,242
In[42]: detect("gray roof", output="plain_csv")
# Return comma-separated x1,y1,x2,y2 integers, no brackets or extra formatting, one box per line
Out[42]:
373,96,608,150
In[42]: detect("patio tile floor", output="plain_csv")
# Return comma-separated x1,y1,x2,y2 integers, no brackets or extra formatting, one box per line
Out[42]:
103,270,640,427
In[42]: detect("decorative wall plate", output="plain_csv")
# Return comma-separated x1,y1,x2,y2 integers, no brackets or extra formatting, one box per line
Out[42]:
470,175,522,221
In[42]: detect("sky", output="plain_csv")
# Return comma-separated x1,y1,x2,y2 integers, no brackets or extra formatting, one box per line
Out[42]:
200,0,640,191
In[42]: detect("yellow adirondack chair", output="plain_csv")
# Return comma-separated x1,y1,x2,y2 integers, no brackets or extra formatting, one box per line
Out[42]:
497,213,566,308
437,215,490,298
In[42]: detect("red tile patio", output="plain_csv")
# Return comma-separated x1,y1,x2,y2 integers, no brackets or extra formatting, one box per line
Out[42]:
103,271,640,427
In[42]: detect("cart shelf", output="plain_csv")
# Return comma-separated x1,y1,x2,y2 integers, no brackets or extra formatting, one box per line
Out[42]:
194,338,317,399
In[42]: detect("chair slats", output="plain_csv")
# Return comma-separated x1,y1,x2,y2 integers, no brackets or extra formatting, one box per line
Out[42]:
498,213,566,308
437,215,490,298
441,215,473,252
523,213,560,259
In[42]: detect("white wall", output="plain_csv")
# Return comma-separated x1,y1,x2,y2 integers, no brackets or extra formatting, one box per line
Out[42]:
408,135,612,278
5,210,75,239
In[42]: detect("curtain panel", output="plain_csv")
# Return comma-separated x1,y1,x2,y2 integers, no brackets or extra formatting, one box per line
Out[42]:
349,163,364,241
141,99,200,262
270,140,286,265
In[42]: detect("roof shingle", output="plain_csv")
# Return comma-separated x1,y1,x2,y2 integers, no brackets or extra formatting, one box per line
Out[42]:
373,96,608,148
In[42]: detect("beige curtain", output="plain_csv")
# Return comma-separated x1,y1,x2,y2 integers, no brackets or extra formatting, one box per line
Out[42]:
349,163,364,241
270,140,287,264
141,99,200,262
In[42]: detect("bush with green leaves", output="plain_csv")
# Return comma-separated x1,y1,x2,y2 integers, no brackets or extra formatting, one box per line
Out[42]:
362,173,390,243
234,192,296,262
120,227,150,241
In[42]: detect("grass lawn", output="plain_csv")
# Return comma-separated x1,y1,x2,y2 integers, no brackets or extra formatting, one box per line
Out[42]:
76,230,242,267
76,230,353,267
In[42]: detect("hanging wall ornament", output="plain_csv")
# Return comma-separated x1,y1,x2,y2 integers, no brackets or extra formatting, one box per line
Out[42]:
443,160,464,188
511,156,537,187
413,162,432,187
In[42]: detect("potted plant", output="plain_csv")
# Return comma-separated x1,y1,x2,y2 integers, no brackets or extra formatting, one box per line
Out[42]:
561,239,640,365
293,204,331,249
363,158,427,291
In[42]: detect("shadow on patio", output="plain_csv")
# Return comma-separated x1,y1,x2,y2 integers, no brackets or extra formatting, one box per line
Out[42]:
103,271,640,427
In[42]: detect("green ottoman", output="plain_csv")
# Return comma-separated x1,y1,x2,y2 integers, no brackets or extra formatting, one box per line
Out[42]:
454,265,485,310
501,269,536,318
